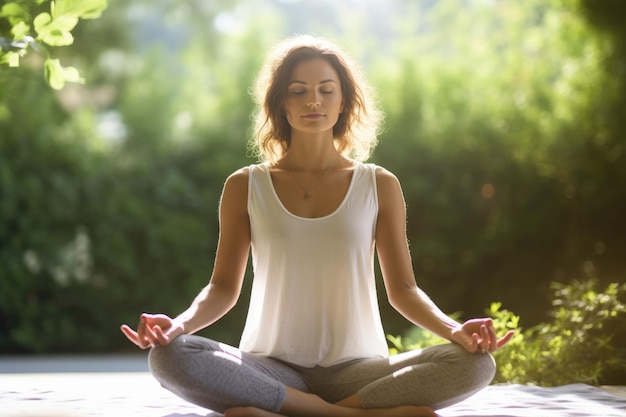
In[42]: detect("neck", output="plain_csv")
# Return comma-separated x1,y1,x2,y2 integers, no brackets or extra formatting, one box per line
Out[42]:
286,131,338,171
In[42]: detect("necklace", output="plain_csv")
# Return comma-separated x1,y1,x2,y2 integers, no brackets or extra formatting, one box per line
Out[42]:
288,156,339,199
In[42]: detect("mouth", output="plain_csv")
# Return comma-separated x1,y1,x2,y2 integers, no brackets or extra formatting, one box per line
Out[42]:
302,113,324,119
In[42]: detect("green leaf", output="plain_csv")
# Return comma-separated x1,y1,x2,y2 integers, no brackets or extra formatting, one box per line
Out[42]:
11,21,31,40
44,58,84,90
0,3,26,18
6,51,20,67
45,58,64,89
61,64,84,84
52,0,109,20
49,14,80,32
34,12,78,46
33,12,53,34
0,2,28,27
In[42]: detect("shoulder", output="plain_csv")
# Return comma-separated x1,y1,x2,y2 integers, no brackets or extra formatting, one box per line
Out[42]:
225,166,251,186
225,162,272,188
220,166,252,208
356,163,399,186
373,165,399,183
371,165,405,213
372,165,402,195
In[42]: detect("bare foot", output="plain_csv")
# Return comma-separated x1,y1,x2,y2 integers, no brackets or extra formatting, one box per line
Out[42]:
224,407,285,417
367,405,437,417
224,404,436,417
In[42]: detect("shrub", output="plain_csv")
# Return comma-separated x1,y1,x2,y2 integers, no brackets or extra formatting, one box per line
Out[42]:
387,279,626,386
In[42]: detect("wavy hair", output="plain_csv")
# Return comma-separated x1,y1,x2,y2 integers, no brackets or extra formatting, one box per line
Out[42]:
249,35,384,164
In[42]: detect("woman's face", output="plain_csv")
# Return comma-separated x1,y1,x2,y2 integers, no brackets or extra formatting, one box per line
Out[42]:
283,58,344,137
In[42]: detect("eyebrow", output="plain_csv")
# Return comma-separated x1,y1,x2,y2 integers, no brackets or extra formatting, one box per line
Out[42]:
288,79,337,86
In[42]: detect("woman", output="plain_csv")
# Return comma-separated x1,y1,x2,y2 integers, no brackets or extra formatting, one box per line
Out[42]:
121,35,514,417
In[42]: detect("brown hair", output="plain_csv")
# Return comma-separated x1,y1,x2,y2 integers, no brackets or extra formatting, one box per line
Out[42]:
249,35,383,164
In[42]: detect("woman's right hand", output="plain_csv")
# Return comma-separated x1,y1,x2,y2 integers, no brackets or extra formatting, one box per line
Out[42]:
120,313,184,349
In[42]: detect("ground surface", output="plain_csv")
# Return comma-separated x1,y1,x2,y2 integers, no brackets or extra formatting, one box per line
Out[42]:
1,355,625,417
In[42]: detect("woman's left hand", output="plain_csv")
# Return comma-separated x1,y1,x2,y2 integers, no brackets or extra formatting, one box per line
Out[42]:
451,318,515,354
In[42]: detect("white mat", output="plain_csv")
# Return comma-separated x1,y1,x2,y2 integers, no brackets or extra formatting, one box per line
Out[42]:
438,383,626,417
1,372,625,417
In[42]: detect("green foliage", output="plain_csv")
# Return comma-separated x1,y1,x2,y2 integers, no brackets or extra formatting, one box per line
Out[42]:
1,0,625,374
387,280,626,386
371,0,626,328
0,0,267,352
493,280,626,386
0,0,108,89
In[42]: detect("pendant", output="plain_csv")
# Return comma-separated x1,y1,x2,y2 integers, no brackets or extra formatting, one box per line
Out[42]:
304,189,311,199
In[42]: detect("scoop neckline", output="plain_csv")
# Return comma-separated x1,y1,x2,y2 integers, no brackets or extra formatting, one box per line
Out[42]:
263,162,360,221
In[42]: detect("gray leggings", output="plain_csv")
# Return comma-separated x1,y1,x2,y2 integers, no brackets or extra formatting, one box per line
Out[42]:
149,334,495,414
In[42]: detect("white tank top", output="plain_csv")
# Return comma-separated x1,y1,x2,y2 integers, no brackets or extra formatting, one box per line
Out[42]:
239,162,389,367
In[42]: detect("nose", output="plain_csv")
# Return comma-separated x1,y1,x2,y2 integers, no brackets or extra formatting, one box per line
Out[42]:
307,92,321,108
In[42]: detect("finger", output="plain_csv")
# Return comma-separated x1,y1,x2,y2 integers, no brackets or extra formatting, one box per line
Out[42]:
137,316,146,337
480,324,490,351
120,325,149,349
486,323,498,351
147,324,166,346
497,330,516,348
136,317,153,348
153,325,170,346
141,312,155,324
471,332,481,352
120,324,139,344
141,313,167,343
143,322,160,345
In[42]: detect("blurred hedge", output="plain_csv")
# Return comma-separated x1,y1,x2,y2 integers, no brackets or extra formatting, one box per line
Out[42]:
372,0,626,331
1,0,625,374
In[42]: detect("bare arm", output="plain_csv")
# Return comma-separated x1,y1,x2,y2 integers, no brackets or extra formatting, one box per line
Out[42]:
174,167,251,333
375,167,459,339
375,167,513,352
120,167,251,348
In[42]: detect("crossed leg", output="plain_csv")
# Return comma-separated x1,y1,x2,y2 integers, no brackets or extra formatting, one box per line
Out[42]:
149,336,494,417
225,386,437,417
